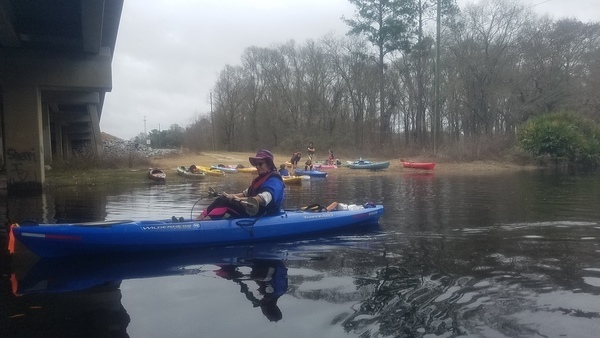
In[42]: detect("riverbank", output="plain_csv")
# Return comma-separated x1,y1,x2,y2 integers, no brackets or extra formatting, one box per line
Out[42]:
1,151,536,190
149,151,537,175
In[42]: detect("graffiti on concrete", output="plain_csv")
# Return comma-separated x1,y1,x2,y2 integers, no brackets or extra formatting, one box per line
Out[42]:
7,148,38,183
7,148,37,162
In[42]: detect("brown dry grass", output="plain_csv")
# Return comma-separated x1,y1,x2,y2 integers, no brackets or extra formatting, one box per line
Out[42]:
149,151,536,176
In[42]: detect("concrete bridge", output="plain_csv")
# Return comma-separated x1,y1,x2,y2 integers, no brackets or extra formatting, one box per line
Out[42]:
0,0,123,193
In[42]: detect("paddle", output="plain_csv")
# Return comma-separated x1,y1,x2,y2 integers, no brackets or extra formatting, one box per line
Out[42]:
240,197,260,216
299,201,338,212
207,186,219,197
188,187,221,220
194,187,260,219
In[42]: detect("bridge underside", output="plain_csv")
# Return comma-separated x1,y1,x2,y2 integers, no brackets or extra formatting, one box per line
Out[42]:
0,0,123,193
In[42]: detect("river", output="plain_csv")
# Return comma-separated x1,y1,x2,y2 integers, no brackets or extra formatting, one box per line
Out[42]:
1,168,599,337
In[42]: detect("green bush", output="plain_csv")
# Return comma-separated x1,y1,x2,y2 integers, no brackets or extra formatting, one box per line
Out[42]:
517,112,600,167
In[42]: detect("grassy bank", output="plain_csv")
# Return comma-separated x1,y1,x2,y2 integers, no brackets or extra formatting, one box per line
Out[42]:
39,150,537,187
44,168,150,187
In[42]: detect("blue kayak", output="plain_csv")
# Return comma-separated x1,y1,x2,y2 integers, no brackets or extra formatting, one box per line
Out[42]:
294,169,327,177
348,160,390,170
13,229,382,295
10,205,383,258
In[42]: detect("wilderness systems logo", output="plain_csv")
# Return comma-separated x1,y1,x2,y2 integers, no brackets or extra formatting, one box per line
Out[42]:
141,223,201,231
302,213,334,220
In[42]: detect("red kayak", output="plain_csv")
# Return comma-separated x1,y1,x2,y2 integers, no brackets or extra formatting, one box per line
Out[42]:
401,161,436,170
148,168,166,182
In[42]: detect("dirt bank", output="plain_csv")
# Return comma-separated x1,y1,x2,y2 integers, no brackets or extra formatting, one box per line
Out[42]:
150,151,536,176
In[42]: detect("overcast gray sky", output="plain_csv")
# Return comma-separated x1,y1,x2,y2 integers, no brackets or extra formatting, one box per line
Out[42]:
100,0,599,140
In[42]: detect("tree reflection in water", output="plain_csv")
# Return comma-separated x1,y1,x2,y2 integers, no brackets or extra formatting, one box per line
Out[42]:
7,281,130,337
294,226,600,337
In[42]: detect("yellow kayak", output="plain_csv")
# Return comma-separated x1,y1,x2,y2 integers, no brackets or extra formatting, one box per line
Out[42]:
196,165,225,176
283,176,302,185
237,167,258,174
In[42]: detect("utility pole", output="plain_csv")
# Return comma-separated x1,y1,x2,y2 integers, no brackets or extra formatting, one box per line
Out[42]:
434,0,441,153
144,116,150,147
210,92,215,150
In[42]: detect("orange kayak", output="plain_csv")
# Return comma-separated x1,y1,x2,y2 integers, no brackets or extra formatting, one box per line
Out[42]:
401,161,436,170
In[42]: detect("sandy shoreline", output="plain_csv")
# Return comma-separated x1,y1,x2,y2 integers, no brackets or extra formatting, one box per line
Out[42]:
150,151,536,175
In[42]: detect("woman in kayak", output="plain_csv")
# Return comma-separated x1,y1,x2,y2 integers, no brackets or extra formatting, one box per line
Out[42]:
197,149,285,220
278,163,290,177
304,159,313,171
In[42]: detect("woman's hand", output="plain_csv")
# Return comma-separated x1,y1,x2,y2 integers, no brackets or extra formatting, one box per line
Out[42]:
223,192,241,201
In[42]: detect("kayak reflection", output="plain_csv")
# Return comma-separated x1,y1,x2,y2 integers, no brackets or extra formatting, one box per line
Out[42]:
11,222,381,296
216,259,288,322
8,225,383,335
12,244,293,296
9,245,293,336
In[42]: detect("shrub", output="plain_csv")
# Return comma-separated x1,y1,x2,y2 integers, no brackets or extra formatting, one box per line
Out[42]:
517,112,600,167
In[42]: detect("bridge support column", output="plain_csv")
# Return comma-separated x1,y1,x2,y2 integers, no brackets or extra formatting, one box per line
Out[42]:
42,104,52,164
54,121,64,161
89,104,104,156
2,86,45,193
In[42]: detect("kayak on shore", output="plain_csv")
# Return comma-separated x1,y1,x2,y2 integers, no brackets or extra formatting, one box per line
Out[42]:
294,169,327,177
348,160,390,170
176,166,206,179
401,160,436,170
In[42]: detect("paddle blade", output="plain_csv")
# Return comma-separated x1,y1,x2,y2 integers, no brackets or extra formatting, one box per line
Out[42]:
207,187,219,197
241,197,260,216
8,224,16,254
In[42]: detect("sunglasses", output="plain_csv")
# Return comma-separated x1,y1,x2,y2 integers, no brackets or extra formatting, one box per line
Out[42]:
254,161,266,167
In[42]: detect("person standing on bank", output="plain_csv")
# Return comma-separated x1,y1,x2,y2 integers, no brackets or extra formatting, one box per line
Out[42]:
197,149,285,220
327,149,335,165
307,142,315,161
289,152,301,170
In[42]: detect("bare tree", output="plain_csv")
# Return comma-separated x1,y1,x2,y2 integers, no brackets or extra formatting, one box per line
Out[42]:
325,36,381,151
213,65,248,151
518,18,600,120
446,0,530,136
183,113,213,151
201,0,599,160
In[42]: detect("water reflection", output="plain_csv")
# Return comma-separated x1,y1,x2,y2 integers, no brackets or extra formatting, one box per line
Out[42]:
7,279,130,337
7,245,294,335
215,259,288,322
12,244,298,295
329,220,600,337
6,223,384,329
3,170,600,337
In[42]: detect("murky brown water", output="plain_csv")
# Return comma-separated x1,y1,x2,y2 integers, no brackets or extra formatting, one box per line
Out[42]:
2,169,600,337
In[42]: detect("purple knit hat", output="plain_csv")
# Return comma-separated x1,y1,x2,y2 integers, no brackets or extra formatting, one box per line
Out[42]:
249,149,275,168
